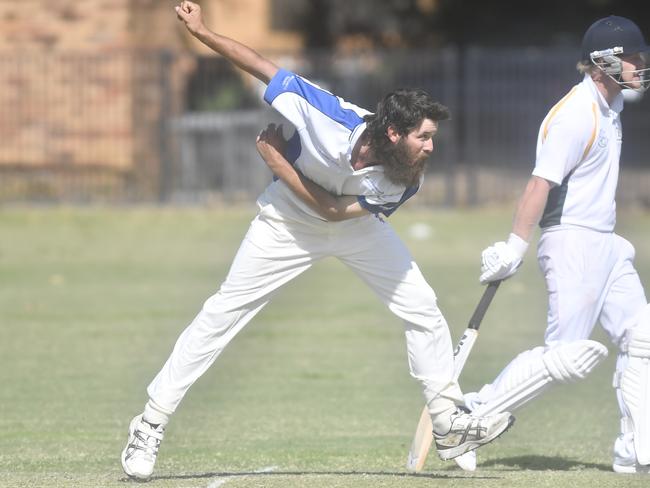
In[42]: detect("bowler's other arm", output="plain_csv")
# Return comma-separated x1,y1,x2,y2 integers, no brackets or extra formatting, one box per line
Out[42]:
256,124,369,221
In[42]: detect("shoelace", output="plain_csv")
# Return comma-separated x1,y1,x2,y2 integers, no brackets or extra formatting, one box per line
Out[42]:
450,413,488,441
129,422,164,460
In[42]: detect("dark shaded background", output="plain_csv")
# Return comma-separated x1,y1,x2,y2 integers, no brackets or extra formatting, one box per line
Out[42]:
287,0,650,49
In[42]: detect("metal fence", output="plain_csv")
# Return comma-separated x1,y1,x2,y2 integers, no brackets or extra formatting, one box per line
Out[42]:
2,48,649,206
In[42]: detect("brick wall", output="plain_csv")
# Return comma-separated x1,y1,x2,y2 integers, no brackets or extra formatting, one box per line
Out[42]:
0,0,300,200
1,1,145,200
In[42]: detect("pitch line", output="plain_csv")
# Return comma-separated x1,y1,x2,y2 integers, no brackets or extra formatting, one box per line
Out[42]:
206,466,278,487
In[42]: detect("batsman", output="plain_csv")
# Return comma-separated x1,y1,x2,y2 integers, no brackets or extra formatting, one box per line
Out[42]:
459,16,650,474
120,1,513,481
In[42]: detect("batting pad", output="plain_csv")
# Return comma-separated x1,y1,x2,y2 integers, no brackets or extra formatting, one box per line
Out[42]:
473,340,608,416
620,326,650,465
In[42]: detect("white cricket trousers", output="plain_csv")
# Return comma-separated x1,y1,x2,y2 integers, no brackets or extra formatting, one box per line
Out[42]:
538,228,646,347
147,205,462,417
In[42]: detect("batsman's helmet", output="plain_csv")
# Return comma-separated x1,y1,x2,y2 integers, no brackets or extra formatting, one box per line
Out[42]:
582,16,649,61
581,16,650,92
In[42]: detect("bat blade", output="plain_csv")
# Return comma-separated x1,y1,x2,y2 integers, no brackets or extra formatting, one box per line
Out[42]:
406,406,433,471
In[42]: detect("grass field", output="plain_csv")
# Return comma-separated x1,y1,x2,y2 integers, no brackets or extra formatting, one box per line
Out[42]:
1,205,649,488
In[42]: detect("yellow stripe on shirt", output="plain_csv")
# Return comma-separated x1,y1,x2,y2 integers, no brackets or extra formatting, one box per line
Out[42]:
542,87,598,162
542,86,578,141
581,102,598,160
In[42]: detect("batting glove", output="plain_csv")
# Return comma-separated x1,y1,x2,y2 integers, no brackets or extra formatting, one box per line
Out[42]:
479,233,529,284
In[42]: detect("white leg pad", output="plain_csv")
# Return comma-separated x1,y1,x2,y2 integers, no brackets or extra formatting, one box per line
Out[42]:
473,340,608,416
619,326,650,465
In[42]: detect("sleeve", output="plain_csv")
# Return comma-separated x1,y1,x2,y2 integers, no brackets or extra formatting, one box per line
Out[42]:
263,69,367,132
532,103,597,185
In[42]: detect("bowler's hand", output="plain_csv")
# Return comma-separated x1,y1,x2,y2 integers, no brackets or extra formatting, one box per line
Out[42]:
479,233,528,284
175,1,205,36
256,123,287,165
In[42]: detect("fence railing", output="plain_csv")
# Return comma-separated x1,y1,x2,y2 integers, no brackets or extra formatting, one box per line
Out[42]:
1,48,649,206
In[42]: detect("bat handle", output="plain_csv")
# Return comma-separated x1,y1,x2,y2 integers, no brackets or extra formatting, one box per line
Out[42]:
468,280,501,330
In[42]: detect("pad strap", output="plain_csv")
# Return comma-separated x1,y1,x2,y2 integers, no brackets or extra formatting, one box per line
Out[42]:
621,417,634,434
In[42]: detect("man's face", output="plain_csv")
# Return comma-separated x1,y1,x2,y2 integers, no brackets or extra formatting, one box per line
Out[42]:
402,118,438,166
381,118,439,186
620,52,647,90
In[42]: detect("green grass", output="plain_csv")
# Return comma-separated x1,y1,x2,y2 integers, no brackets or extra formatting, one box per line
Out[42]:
1,205,649,487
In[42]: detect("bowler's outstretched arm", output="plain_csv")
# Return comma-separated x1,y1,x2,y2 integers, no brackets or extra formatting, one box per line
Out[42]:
175,1,278,84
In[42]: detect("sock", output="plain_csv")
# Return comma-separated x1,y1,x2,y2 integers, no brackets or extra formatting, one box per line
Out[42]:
143,399,171,427
429,398,457,435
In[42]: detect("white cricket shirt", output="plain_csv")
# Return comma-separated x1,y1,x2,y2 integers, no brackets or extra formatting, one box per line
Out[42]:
533,74,624,232
259,69,421,219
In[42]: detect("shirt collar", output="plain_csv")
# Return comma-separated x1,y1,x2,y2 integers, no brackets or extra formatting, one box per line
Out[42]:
583,74,624,114
347,122,367,163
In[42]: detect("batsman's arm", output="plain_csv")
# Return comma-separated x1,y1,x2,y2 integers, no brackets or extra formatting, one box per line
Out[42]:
510,175,553,242
175,1,278,84
480,176,553,284
256,125,369,221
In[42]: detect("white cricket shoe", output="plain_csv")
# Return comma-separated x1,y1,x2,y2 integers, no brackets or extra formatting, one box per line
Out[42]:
454,450,477,471
121,414,165,480
434,409,514,461
613,457,650,474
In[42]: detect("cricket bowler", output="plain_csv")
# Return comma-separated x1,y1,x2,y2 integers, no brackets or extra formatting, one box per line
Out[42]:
120,1,514,481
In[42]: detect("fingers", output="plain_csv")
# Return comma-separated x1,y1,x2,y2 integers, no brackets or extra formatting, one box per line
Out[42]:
175,5,188,21
256,127,274,146
257,123,287,155
258,123,279,139
256,128,267,143
182,1,197,13
175,1,198,20
260,125,273,137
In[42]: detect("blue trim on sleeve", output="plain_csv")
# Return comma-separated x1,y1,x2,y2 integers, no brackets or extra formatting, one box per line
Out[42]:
357,184,420,217
264,69,293,104
264,68,364,131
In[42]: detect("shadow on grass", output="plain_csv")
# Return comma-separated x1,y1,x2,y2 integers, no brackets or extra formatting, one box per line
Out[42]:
120,470,501,483
464,455,611,472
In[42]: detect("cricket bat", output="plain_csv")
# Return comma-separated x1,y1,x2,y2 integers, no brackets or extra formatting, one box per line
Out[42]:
406,280,502,472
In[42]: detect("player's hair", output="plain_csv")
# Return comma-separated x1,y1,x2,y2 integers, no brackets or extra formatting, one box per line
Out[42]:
576,60,596,75
364,89,450,186
364,89,450,142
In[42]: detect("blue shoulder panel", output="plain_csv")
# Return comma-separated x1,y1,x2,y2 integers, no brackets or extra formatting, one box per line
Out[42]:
264,69,363,131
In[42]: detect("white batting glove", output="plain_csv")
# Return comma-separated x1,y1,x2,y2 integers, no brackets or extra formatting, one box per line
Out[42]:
479,233,529,284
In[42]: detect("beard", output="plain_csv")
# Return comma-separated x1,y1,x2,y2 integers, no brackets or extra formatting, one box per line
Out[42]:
380,138,428,187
